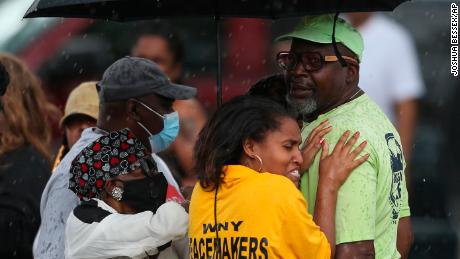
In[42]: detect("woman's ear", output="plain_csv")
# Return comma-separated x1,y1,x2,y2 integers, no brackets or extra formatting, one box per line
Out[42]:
104,179,122,197
242,138,256,158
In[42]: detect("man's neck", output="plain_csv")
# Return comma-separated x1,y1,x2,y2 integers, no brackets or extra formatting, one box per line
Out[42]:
302,87,363,123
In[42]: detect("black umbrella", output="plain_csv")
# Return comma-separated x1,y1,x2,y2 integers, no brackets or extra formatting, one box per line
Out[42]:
24,0,408,106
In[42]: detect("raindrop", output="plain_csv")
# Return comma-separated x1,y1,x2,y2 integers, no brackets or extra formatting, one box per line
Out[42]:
228,33,233,38
246,65,251,71
106,115,111,122
78,69,84,74
201,67,207,72
261,59,267,64
422,178,426,183
82,34,88,39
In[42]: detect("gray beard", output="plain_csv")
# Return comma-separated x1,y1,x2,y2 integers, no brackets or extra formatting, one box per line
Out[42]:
285,93,318,117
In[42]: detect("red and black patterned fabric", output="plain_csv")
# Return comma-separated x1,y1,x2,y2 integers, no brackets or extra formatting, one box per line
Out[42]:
69,128,147,200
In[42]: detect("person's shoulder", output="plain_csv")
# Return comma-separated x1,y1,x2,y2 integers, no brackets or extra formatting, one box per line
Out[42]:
333,95,387,124
0,145,50,174
2,145,46,161
254,173,300,194
72,199,112,224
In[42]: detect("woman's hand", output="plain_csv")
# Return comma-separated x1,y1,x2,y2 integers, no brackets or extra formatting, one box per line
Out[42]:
318,130,369,190
300,120,333,172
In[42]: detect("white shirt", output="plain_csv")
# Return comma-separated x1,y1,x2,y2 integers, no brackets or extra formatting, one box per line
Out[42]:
357,15,424,123
65,199,188,259
33,127,184,259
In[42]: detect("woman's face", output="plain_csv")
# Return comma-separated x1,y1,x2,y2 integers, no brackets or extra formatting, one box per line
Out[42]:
252,117,303,183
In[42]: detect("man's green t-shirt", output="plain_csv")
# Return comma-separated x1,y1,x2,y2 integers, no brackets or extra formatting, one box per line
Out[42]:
300,94,410,259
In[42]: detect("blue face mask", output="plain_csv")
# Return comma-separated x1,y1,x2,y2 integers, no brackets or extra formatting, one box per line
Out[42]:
135,100,180,153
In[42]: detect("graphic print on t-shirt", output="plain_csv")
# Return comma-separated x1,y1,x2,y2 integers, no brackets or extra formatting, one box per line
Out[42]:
385,133,403,223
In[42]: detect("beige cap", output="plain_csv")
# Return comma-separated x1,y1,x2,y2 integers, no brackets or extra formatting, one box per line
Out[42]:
59,81,99,128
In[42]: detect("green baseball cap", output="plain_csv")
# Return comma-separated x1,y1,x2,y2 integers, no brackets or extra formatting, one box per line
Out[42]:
276,15,364,62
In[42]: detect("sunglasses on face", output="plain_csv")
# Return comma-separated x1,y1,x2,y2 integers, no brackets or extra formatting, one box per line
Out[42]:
276,51,358,72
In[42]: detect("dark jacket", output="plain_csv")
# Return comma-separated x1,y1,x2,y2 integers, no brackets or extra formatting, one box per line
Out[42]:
0,145,50,259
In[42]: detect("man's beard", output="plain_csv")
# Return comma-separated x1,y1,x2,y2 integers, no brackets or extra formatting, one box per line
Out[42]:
285,93,318,117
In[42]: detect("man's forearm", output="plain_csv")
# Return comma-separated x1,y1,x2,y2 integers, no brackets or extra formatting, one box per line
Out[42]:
335,240,375,259
397,216,413,259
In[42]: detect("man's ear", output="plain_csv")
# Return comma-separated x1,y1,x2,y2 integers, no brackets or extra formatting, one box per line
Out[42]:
126,99,141,121
345,63,359,85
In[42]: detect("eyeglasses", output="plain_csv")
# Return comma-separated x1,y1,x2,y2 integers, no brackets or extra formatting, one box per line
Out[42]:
276,51,358,72
136,156,159,178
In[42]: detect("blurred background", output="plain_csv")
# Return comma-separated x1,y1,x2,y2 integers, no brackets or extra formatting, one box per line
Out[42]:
0,0,458,258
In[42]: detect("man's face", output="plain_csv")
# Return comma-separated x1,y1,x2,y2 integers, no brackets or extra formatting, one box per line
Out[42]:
64,115,97,148
129,94,175,151
132,35,182,83
284,39,349,117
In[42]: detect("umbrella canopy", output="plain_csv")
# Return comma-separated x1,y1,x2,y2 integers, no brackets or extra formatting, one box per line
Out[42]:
24,0,408,106
24,0,406,21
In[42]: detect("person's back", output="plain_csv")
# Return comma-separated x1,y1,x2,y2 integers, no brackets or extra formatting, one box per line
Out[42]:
0,145,50,259
189,165,330,258
301,94,409,258
0,54,59,259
